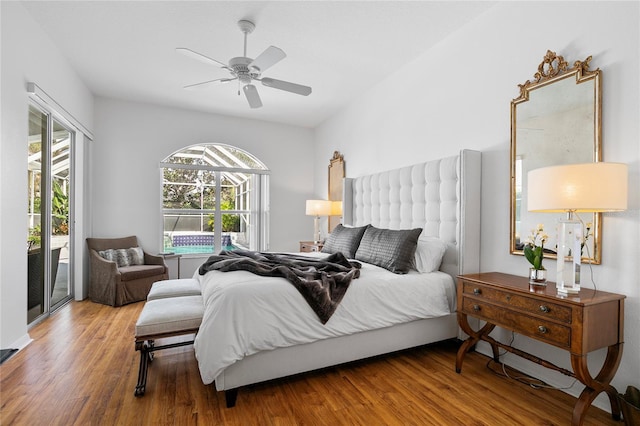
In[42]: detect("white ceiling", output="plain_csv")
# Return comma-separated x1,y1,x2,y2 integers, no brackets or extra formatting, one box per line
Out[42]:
22,1,495,128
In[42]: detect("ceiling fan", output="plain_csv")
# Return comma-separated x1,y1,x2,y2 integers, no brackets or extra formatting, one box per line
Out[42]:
177,19,312,109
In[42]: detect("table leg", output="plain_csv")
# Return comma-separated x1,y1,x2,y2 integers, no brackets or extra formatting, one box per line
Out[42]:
570,343,623,426
456,312,497,373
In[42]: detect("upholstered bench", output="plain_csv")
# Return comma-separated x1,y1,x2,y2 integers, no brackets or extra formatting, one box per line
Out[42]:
146,278,201,301
134,295,203,396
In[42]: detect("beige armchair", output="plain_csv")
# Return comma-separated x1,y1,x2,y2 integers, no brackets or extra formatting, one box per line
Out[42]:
87,236,168,306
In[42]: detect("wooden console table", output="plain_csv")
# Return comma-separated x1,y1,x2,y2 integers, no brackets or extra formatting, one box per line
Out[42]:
456,272,625,426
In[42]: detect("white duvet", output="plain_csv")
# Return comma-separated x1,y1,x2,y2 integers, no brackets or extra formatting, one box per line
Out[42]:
193,252,455,385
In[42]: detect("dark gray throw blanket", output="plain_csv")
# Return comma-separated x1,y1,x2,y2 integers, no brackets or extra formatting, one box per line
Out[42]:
198,250,361,324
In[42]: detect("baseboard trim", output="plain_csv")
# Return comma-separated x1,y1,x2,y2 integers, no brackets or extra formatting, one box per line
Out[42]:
9,333,33,352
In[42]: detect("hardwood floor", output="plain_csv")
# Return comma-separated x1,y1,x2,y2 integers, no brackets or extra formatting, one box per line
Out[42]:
0,300,620,425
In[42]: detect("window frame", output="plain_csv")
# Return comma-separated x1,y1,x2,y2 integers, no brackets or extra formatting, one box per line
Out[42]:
160,144,270,255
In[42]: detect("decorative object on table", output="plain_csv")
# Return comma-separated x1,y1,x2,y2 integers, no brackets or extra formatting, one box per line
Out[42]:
528,162,628,294
581,222,593,257
305,199,332,243
523,224,548,285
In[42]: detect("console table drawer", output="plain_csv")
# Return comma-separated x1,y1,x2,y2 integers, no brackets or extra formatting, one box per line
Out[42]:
461,298,571,348
462,282,572,324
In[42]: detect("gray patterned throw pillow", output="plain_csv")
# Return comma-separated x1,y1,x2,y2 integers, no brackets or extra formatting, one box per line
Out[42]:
321,224,369,259
98,247,144,267
355,226,422,274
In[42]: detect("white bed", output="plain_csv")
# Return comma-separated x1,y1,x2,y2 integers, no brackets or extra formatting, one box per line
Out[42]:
194,149,481,407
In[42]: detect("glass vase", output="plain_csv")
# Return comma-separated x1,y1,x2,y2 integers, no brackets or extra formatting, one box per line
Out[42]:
529,268,547,285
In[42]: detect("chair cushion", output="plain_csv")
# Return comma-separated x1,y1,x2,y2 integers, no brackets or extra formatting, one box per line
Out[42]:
135,295,203,337
119,264,166,281
147,279,201,301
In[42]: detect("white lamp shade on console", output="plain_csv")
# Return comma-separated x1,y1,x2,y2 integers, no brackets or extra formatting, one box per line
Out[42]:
528,162,628,213
306,199,332,243
527,162,628,294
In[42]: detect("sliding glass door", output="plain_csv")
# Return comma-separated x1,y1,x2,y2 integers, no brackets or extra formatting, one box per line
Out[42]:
28,104,73,324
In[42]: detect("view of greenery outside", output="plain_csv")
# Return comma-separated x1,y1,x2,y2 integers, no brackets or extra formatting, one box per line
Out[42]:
27,179,69,248
27,138,42,249
161,144,268,254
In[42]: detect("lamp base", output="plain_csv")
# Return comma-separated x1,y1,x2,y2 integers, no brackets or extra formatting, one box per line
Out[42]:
557,286,580,295
313,215,320,244
556,217,582,296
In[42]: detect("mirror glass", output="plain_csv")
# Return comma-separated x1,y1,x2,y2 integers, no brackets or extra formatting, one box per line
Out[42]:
510,51,602,264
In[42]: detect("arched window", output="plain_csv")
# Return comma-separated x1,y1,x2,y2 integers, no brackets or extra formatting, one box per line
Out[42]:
160,143,269,255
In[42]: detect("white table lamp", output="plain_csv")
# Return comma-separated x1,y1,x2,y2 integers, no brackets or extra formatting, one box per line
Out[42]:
528,162,627,294
306,199,332,243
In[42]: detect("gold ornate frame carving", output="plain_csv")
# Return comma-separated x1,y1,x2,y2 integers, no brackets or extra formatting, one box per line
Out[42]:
328,151,344,233
510,50,602,264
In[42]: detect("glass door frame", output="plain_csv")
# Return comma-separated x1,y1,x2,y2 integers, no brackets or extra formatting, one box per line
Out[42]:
28,101,75,326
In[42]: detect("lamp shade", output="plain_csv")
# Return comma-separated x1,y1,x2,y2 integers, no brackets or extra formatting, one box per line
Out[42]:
305,199,332,216
330,201,343,216
528,162,628,213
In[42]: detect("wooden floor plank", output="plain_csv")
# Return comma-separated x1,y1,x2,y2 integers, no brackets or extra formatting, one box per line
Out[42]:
0,300,620,425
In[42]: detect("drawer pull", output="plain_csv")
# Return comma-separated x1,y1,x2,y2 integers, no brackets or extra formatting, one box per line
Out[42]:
473,288,481,296
473,304,481,312
539,305,550,313
538,326,548,334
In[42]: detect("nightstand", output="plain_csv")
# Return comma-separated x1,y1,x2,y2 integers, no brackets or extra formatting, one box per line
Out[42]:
159,253,182,279
299,241,323,253
456,272,625,426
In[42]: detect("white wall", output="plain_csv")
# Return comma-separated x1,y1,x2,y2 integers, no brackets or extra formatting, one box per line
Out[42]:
0,2,94,348
92,97,315,277
314,1,639,412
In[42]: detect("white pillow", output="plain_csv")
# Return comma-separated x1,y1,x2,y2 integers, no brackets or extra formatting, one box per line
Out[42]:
414,236,447,273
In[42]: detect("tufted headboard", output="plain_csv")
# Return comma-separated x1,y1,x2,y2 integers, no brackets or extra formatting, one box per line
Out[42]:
342,150,481,280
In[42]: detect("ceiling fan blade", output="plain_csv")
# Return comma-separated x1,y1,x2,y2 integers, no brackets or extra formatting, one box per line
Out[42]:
183,78,237,90
243,84,263,108
176,47,231,70
261,77,312,96
249,46,286,73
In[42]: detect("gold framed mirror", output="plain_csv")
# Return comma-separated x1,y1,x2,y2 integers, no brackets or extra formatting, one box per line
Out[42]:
328,151,344,233
510,50,602,264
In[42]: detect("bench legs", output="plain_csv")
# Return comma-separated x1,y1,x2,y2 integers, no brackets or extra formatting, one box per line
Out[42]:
134,338,194,397
134,340,155,396
134,338,240,408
